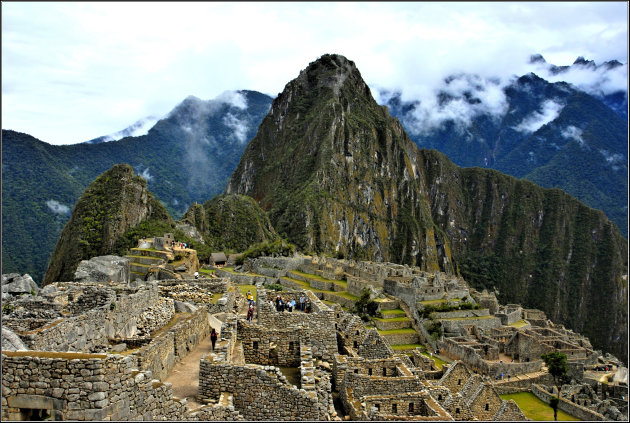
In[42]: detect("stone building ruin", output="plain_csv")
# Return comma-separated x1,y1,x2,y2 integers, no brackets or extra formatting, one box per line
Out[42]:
2,247,627,420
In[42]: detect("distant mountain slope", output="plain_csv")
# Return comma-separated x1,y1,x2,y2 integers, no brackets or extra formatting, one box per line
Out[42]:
379,68,628,237
226,53,628,362
43,164,172,285
1,90,274,283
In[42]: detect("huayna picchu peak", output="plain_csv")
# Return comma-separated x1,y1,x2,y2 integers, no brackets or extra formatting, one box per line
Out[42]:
227,53,628,363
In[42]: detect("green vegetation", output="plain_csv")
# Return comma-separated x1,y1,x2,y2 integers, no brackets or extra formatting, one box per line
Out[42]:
509,319,529,328
419,301,480,318
541,351,569,387
381,309,406,316
235,239,296,265
264,283,284,291
353,288,380,321
499,392,579,421
237,285,257,300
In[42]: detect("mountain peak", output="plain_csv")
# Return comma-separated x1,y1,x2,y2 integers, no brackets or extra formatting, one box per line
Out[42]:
292,53,367,96
529,53,547,64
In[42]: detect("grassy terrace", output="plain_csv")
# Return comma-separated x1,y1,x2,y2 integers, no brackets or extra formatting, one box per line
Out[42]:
509,319,529,328
372,316,410,322
237,285,257,300
199,268,215,275
500,392,580,421
418,298,448,305
219,267,265,277
381,309,406,316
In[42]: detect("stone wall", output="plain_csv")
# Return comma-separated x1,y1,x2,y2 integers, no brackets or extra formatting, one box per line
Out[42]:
134,332,175,382
1,351,187,421
133,306,210,381
237,321,302,366
257,289,337,362
438,339,543,377
532,383,606,421
198,360,320,420
441,316,501,333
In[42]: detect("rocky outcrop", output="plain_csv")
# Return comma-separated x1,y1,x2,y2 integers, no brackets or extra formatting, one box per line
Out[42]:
1,274,39,296
225,54,628,362
1,326,28,351
74,255,131,284
43,164,172,285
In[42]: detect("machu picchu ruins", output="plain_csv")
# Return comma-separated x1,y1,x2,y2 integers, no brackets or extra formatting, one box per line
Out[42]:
2,235,627,421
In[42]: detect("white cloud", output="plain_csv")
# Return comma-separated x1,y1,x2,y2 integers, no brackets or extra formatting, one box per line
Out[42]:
1,2,627,145
216,91,248,110
46,199,70,215
222,113,249,143
513,100,564,133
561,125,587,148
384,73,510,135
134,165,153,182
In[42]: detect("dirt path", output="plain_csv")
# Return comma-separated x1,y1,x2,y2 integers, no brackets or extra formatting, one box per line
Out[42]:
163,316,223,411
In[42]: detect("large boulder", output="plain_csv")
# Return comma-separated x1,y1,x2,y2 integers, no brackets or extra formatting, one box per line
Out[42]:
1,274,39,295
1,326,29,351
74,255,130,284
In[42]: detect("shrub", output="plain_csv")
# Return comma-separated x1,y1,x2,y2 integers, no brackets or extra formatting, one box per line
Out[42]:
264,283,283,292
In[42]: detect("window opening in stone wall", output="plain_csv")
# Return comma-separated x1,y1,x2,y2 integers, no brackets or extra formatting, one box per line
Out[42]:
375,404,380,411
353,341,358,348
356,330,360,335
392,403,397,413
368,368,372,375
438,394,442,400
383,367,387,376
354,369,359,373
19,409,50,421
409,402,414,413
289,341,293,351
253,341,258,350
456,408,460,414
458,378,461,385
485,403,489,411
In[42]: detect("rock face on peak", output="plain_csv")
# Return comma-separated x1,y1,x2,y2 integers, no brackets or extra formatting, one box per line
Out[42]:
43,164,172,285
226,54,628,362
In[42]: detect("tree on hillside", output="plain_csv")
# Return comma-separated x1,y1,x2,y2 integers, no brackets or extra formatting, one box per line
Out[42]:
541,351,568,387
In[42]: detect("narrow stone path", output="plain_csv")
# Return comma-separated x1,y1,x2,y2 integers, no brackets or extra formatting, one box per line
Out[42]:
163,316,223,411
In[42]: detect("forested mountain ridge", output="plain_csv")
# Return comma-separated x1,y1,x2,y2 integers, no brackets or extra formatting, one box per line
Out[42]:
1,90,273,283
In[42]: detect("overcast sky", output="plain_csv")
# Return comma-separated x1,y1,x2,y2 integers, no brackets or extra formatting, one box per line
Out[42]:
2,1,628,145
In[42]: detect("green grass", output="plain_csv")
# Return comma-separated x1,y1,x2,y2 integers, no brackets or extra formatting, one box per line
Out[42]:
509,319,529,328
391,343,424,351
499,392,580,421
419,351,448,369
291,270,348,288
418,298,447,305
381,309,406,315
210,293,222,304
377,328,417,335
238,285,257,301
372,316,410,322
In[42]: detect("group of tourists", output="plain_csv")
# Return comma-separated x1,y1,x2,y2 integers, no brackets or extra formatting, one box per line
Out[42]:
274,294,311,313
170,240,193,249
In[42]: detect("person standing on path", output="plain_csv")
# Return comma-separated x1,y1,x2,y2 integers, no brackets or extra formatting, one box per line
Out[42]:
210,328,218,351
